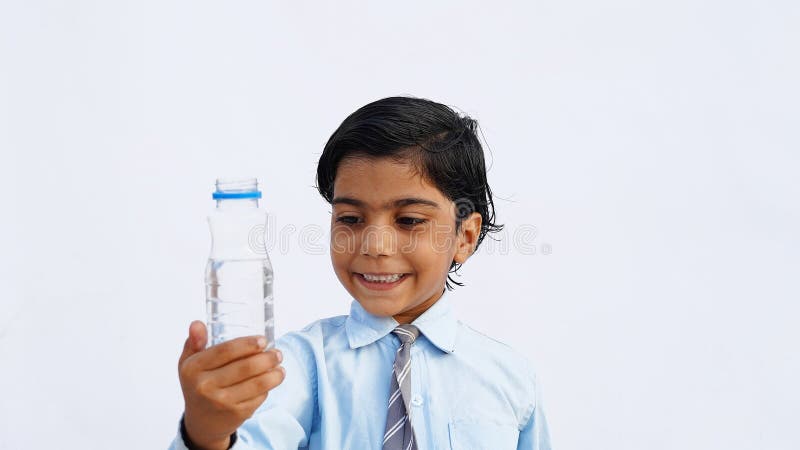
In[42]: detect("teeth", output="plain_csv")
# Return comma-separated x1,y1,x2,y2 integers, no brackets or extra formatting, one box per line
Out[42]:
362,273,403,283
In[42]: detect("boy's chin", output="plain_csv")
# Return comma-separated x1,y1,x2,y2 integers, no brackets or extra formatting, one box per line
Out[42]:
354,297,405,318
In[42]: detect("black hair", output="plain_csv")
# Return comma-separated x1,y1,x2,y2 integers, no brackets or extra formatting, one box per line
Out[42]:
315,96,504,290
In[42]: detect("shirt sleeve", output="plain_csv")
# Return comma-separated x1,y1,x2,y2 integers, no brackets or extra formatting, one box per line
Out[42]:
168,331,317,450
516,363,552,450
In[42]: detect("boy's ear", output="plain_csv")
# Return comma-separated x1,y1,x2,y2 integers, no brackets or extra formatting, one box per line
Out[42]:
454,212,482,264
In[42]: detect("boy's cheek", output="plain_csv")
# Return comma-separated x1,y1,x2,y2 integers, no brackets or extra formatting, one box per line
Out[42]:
402,228,434,252
330,228,356,253
424,228,457,253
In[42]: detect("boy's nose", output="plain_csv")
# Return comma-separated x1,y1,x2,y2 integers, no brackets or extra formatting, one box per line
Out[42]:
360,225,397,256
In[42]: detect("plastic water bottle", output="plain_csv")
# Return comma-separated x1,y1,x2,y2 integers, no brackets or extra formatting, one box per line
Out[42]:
205,178,274,348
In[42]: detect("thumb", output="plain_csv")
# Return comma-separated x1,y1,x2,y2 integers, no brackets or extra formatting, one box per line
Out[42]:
179,320,208,365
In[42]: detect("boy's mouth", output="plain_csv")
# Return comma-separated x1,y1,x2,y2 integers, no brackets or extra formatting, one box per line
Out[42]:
354,272,410,290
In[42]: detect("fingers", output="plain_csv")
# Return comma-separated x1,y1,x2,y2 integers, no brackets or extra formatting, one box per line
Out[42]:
179,321,208,367
191,335,268,371
213,349,283,388
236,392,269,414
224,366,286,405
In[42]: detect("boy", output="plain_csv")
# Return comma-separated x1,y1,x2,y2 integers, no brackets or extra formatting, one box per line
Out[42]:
171,96,551,449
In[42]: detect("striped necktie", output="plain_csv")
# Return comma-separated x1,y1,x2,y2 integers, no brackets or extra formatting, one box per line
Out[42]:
383,324,421,450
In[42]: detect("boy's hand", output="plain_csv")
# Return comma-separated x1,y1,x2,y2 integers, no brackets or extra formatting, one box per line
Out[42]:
178,321,285,450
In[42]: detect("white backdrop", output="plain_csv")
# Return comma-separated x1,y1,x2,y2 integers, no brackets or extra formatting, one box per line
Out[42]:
2,1,798,449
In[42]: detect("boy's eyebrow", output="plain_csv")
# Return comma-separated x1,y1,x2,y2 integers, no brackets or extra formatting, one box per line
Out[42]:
332,196,440,210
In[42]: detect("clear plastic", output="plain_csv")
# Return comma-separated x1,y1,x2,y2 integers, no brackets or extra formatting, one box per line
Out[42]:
205,178,274,348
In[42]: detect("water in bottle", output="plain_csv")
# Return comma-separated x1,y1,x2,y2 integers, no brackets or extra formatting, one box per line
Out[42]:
205,178,274,348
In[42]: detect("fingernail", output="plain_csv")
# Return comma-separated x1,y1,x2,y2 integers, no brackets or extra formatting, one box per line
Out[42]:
256,337,267,349
275,349,283,362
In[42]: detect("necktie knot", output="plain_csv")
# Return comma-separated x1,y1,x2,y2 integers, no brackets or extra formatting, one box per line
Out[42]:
392,324,420,345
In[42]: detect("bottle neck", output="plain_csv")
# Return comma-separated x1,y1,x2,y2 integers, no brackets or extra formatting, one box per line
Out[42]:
216,198,259,210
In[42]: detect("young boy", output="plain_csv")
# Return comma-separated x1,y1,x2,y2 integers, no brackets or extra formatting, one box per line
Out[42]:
171,96,551,449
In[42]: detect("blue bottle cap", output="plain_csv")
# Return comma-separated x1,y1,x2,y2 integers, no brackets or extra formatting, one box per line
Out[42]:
212,177,262,199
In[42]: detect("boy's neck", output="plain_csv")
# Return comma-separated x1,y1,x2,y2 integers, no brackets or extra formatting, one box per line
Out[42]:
392,289,445,324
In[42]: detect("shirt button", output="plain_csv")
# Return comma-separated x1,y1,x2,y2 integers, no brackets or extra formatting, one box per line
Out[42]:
411,395,423,407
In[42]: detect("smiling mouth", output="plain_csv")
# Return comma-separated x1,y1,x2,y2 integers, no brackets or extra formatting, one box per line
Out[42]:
354,272,410,289
357,272,407,282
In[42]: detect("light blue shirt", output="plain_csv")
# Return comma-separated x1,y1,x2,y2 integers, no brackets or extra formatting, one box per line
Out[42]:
170,290,551,449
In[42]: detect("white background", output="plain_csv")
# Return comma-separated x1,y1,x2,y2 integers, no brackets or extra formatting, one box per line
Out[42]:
2,1,798,449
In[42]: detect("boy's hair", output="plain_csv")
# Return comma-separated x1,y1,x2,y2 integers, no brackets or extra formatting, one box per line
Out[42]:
316,96,503,290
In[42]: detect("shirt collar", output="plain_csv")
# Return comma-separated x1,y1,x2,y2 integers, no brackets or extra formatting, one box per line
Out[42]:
345,289,458,354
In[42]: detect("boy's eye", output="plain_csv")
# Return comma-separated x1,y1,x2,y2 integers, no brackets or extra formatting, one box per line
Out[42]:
397,217,427,227
335,216,361,225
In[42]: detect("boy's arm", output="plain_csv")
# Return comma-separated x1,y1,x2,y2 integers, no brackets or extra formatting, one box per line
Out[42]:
516,400,551,450
235,331,317,448
516,365,552,450
169,332,317,450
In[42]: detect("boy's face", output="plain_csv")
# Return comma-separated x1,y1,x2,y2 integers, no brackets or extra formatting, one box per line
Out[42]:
330,157,481,324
